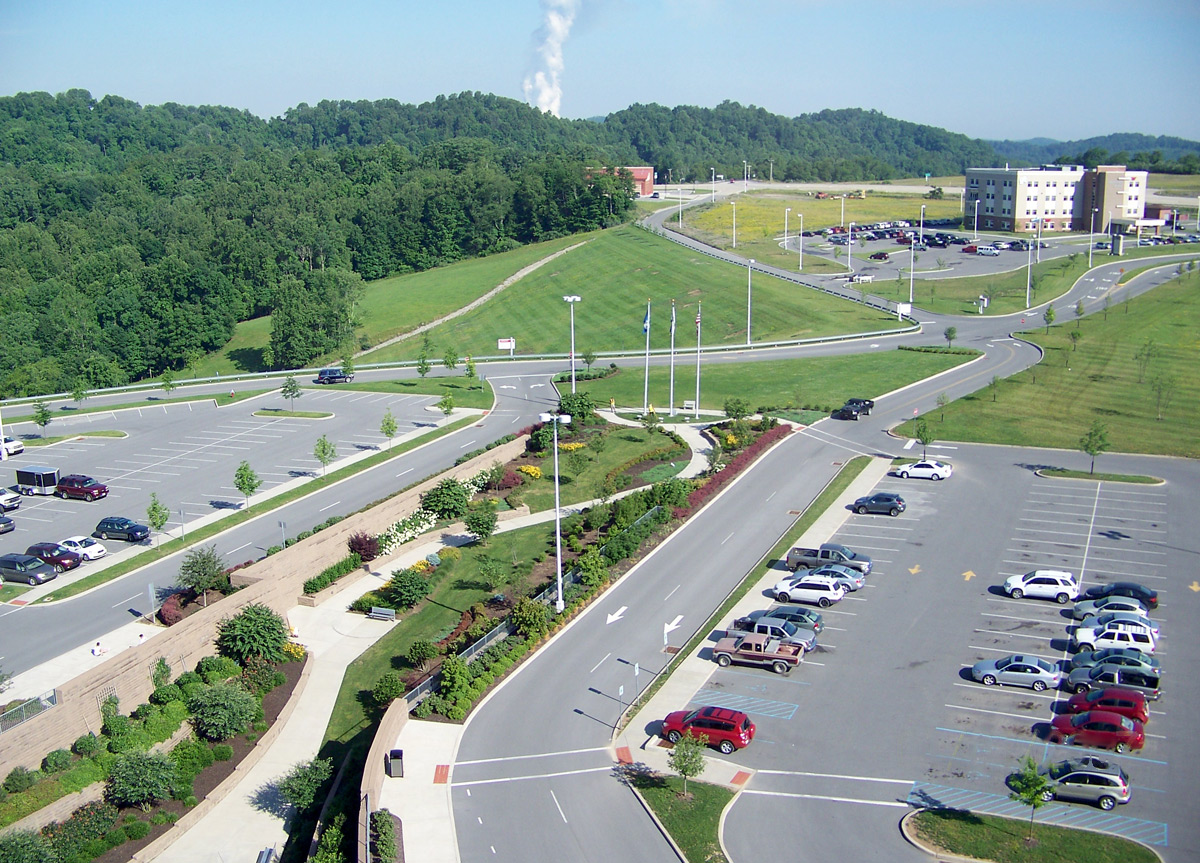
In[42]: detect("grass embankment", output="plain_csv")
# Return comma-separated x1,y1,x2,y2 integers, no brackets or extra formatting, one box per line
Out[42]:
252,410,331,419
362,224,904,363
574,350,976,415
894,269,1200,458
911,809,1158,863
1148,172,1200,197
1039,469,1161,484
315,377,493,410
631,773,734,863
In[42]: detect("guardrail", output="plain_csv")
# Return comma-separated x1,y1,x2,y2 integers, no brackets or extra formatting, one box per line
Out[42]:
0,689,58,734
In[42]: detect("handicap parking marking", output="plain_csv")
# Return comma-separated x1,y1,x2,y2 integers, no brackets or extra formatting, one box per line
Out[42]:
690,690,800,720
907,781,1169,847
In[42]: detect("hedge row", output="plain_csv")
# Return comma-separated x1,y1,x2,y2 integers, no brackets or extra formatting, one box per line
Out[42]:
678,423,792,516
302,553,364,595
897,344,977,355
454,433,518,466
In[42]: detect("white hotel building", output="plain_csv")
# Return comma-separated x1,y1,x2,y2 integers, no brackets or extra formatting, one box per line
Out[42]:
965,164,1148,234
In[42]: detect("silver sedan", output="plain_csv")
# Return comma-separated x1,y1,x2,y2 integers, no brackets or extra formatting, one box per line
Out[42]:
971,654,1062,691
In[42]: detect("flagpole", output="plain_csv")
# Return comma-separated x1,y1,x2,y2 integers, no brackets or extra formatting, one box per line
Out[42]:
694,301,702,419
642,298,651,414
668,300,676,416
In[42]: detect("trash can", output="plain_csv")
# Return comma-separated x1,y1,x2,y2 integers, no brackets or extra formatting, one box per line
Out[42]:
386,749,404,778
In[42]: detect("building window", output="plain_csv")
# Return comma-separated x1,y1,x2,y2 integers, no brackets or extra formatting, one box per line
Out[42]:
985,219,994,228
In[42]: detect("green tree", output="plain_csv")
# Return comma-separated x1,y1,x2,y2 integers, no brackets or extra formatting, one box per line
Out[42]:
465,505,499,545
512,596,551,637
577,547,610,588
146,493,170,544
372,672,406,706
339,354,355,378
406,640,438,672
668,731,708,795
0,830,56,863
989,375,1000,402
159,368,177,398
925,186,944,200
464,355,476,379
188,682,258,741
416,352,432,378
71,380,89,409
178,544,226,607
106,751,176,810
913,416,935,459
1042,302,1056,333
1074,299,1085,326
436,393,455,416
1007,755,1053,841
234,460,262,507
421,478,470,519
477,554,505,591
566,449,588,478
276,758,334,812
280,374,302,411
216,602,288,664
724,397,752,420
380,408,398,449
1068,329,1082,352
943,326,957,348
32,401,52,436
559,391,596,423
442,348,459,371
1078,420,1109,474
1150,374,1176,421
582,349,597,371
936,391,948,420
1102,294,1111,319
313,434,337,476
1133,339,1158,383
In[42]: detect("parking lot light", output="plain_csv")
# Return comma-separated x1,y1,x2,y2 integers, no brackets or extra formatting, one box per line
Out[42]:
747,260,754,345
798,213,804,271
847,223,855,273
1089,208,1098,268
973,199,980,240
784,208,790,260
920,204,926,245
731,201,737,248
538,411,572,614
563,295,581,393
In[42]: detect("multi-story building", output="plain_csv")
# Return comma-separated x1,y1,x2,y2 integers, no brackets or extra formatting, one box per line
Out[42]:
964,164,1147,234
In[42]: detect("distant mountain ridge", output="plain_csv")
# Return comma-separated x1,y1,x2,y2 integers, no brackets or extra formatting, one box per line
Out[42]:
989,133,1200,169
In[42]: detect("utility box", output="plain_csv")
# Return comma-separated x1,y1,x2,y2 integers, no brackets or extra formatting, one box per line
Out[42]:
15,465,59,496
386,749,404,778
255,849,278,863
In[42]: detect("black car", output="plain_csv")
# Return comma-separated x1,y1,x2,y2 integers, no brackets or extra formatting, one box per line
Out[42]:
853,492,906,516
1083,581,1158,611
315,367,354,384
0,552,57,585
831,406,860,421
93,516,150,542
844,398,874,415
949,237,969,245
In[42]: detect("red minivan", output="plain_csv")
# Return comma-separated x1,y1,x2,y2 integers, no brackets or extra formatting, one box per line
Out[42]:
660,706,755,754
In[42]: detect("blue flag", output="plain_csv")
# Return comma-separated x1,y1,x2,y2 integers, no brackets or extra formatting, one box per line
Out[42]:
670,301,676,337
642,304,650,335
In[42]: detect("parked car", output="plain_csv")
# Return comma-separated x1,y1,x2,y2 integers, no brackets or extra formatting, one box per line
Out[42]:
1050,710,1144,752
1083,581,1158,610
59,535,108,561
852,492,905,516
911,243,928,252
1068,647,1160,675
830,405,860,421
730,615,818,652
895,460,952,480
971,654,1061,691
991,241,1011,250
712,632,805,674
1071,596,1149,621
1074,618,1158,654
772,574,846,607
659,706,755,755
976,246,1001,256
2,436,24,456
315,367,354,384
0,515,14,535
962,245,978,253
786,542,871,574
1078,611,1159,639
55,474,109,501
1067,664,1161,701
1003,570,1079,604
93,516,150,542
0,487,20,512
1063,688,1149,724
0,552,57,585
869,251,890,261
25,542,82,573
807,564,865,592
1039,757,1131,810
763,604,825,634
949,237,969,245
844,397,875,415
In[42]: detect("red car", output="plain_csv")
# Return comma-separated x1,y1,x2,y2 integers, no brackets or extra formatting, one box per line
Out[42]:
661,706,755,755
1064,688,1149,724
869,252,890,262
1050,710,1144,752
25,542,83,573
963,245,978,254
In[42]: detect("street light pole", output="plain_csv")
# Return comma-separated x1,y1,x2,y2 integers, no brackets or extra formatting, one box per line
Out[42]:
840,196,845,227
847,222,855,273
973,199,980,240
798,213,804,271
743,160,748,192
563,295,581,393
909,240,915,304
919,204,926,244
1036,217,1043,263
1088,208,1098,268
784,207,790,260
539,412,572,614
746,260,754,346
678,184,683,227
1026,235,1033,308
768,158,774,182
711,167,715,203
731,201,737,248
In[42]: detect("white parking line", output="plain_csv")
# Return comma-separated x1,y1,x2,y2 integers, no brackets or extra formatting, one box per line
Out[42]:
974,629,1056,642
755,769,911,784
969,645,1061,661
740,790,908,808
945,703,1044,722
980,612,1063,626
951,681,1059,701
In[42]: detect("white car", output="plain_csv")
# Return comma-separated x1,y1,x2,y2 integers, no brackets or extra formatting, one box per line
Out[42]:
1003,570,1079,604
992,241,1011,250
1078,611,1159,640
895,460,953,481
1074,620,1158,654
2,436,24,456
772,574,846,608
59,535,107,561
976,246,1001,256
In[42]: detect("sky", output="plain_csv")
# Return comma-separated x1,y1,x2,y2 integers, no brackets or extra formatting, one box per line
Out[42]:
2,0,1199,143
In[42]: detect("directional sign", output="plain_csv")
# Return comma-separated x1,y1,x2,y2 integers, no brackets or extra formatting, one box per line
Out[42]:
606,606,627,625
963,570,976,581
1189,581,1200,593
908,565,921,575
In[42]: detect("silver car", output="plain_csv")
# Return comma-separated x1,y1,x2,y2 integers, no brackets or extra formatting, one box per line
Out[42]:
971,654,1062,691
808,564,865,592
1067,664,1162,701
1071,596,1149,621
1039,757,1131,810
1069,648,1161,675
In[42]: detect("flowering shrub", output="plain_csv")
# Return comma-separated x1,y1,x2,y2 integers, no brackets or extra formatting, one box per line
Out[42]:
409,559,433,575
498,470,523,490
158,594,185,627
680,424,792,516
281,642,307,662
377,509,437,554
517,465,542,480
724,433,738,448
558,442,585,452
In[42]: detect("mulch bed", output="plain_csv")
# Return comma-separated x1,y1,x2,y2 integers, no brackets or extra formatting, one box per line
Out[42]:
90,658,305,863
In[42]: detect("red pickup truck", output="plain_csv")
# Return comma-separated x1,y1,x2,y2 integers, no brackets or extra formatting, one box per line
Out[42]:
712,632,804,674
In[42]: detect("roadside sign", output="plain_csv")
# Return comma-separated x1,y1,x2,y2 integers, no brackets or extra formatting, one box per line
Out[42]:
497,338,516,357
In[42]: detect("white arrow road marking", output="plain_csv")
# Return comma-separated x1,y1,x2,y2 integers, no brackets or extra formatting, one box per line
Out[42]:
664,615,683,635
903,438,916,450
530,383,546,388
928,444,958,450
500,385,516,390
606,606,627,624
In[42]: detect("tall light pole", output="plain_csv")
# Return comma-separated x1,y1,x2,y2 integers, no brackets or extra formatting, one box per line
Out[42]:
1025,218,1037,307
1035,217,1044,263
678,183,683,227
743,160,748,192
563,295,581,393
539,412,571,614
847,222,855,273
919,204,926,244
0,402,6,462
909,239,916,304
768,158,774,182
784,207,790,259
798,213,804,271
1088,208,1098,268
731,201,737,248
746,260,754,345
711,167,716,203
840,196,846,227
973,199,980,240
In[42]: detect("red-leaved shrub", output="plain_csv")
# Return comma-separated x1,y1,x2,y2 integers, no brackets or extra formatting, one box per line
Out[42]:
678,424,792,517
498,470,523,490
348,531,380,562
158,594,184,626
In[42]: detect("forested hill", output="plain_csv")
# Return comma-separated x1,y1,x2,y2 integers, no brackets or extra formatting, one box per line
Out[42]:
989,133,1200,174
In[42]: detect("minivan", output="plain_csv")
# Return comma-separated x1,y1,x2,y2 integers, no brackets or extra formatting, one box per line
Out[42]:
315,368,354,384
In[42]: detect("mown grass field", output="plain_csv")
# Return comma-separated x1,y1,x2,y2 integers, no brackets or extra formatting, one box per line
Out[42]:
574,349,976,414
362,224,904,363
912,809,1157,863
895,268,1200,458
1148,172,1200,197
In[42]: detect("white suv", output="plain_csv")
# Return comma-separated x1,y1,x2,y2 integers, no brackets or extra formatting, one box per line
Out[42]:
1075,620,1158,654
1004,570,1080,604
772,574,846,608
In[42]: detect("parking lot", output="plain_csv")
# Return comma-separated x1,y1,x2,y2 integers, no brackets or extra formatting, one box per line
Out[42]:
703,450,1197,861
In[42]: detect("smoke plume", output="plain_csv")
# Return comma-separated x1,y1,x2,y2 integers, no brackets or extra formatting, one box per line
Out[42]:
523,0,580,116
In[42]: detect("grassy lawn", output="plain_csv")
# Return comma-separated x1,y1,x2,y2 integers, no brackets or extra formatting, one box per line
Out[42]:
361,225,904,363
1148,172,1200,197
894,269,1200,458
573,350,976,414
0,584,31,603
630,773,733,863
912,808,1158,863
1039,468,1161,484
12,430,127,446
321,377,493,410
252,409,331,419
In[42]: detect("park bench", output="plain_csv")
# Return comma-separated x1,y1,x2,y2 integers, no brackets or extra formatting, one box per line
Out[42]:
367,607,397,621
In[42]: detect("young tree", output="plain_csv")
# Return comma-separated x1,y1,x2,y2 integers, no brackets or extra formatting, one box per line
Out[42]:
234,460,262,507
372,672,406,706
1150,374,1176,421
416,351,432,378
1133,339,1158,383
216,602,289,664
1007,755,1053,841
178,544,226,606
1102,294,1111,320
71,380,89,409
406,640,438,673
1074,299,1085,327
1078,420,1110,474
914,417,935,459
32,400,52,436
936,391,948,420
582,349,597,372
477,554,505,591
1068,329,1082,352
159,368,177,398
442,348,459,371
511,596,551,637
380,408,398,449
280,374,302,410
724,397,752,420
276,758,334,812
989,375,1000,402
421,478,470,519
314,434,337,476
146,493,170,545
106,751,176,811
668,731,708,795
188,682,258,741
1042,303,1056,333
340,354,355,378
464,355,476,379
943,326,957,348
436,393,455,416
465,505,499,546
